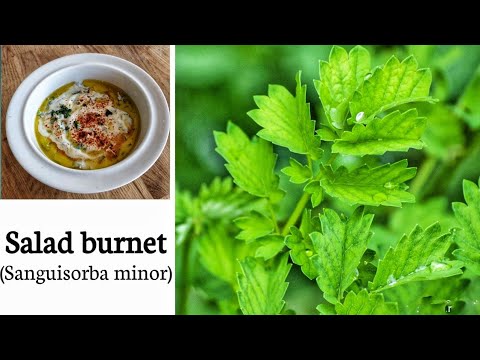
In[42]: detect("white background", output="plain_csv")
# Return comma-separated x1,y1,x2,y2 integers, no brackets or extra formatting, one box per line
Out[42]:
0,200,175,315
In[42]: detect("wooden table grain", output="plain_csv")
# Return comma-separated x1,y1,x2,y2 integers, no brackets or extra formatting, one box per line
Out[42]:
1,45,170,199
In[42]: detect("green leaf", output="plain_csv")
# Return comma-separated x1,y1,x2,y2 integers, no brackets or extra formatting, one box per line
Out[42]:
319,159,417,207
176,178,267,246
332,109,426,156
237,254,292,315
350,249,377,291
282,158,312,184
383,276,469,315
304,181,323,208
198,177,267,221
311,207,374,304
314,45,371,129
285,210,320,280
336,289,398,315
317,303,336,315
371,223,464,292
317,127,337,141
452,179,480,275
255,235,285,260
198,227,255,287
350,55,435,121
175,190,193,224
175,222,192,246
176,177,268,247
247,72,322,159
191,265,236,306
311,191,323,208
234,211,275,242
304,180,320,194
175,190,194,245
214,122,283,201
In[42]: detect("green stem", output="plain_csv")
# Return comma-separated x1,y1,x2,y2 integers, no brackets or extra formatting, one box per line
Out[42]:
281,192,311,236
307,155,313,169
280,154,316,236
410,157,437,200
327,153,338,166
177,232,193,315
268,201,280,234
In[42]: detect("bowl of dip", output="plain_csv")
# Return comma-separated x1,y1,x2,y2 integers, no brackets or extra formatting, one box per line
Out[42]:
6,53,169,193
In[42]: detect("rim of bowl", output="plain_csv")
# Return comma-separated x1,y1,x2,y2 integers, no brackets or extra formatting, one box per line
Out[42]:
6,53,170,194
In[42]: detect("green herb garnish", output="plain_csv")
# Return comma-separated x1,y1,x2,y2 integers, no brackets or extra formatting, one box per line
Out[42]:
50,105,72,119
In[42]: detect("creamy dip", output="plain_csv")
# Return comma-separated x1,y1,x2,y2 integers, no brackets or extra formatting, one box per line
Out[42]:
35,80,140,170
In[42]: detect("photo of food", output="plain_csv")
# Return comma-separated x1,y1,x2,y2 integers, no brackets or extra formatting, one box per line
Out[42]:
2,45,170,199
35,80,140,170
176,45,480,315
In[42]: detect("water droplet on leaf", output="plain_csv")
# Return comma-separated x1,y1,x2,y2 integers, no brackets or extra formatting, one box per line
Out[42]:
387,274,397,286
384,182,394,189
444,300,453,313
355,112,365,122
305,250,313,257
373,193,388,202
430,261,448,271
415,265,427,273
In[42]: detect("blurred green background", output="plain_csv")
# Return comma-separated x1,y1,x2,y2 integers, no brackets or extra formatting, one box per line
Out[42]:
176,45,480,314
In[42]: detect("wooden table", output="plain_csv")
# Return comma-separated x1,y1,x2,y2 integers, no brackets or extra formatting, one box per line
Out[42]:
1,45,170,199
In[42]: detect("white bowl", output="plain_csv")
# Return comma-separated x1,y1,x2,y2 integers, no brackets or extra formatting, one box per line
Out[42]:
6,53,170,194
